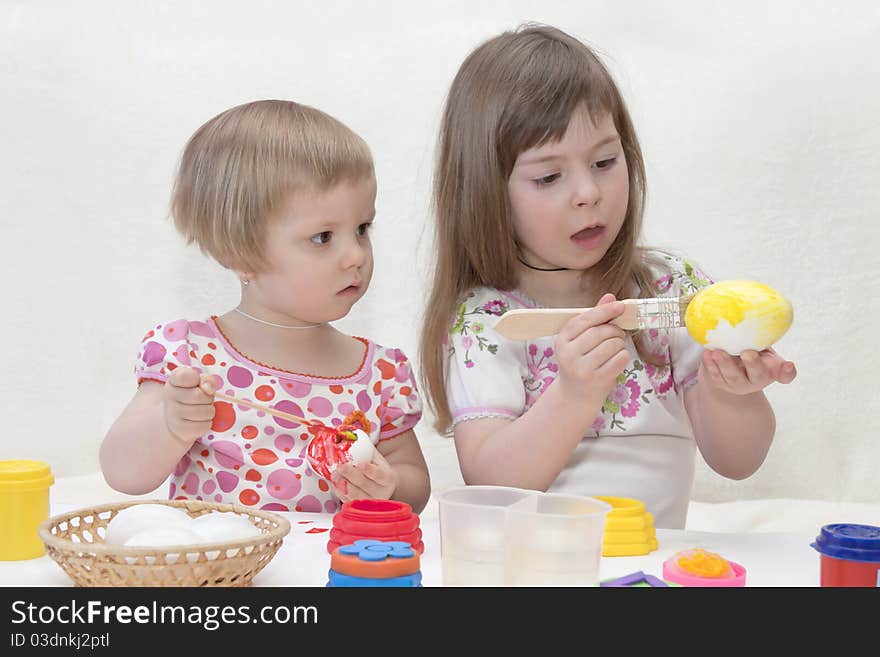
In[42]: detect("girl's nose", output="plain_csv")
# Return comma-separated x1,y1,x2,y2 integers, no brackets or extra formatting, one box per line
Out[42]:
341,237,368,269
571,171,601,208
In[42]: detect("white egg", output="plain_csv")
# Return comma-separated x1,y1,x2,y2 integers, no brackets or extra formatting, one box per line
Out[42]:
104,504,193,545
346,428,375,466
123,526,205,564
188,512,262,560
124,526,204,547
189,512,262,542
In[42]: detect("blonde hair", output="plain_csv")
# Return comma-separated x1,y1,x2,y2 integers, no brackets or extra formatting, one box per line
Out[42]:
420,24,668,434
171,99,374,272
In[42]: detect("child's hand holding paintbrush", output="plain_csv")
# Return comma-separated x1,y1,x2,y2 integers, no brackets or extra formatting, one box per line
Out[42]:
162,367,316,446
162,367,221,445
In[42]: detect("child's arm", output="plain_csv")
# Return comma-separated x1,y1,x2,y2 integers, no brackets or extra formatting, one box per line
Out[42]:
379,430,431,513
685,347,797,479
99,367,216,495
331,430,431,514
453,295,629,492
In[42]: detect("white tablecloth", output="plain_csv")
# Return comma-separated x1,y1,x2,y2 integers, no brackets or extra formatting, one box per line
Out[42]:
0,502,822,587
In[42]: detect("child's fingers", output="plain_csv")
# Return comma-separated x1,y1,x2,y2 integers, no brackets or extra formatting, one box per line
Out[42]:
167,366,201,389
579,336,629,371
758,351,797,384
760,348,797,384
333,469,370,501
359,457,395,488
740,350,768,385
558,300,626,341
712,351,746,386
595,348,632,380
341,481,370,501
369,449,390,466
776,360,797,384
199,374,217,395
170,386,215,406
567,323,626,357
330,474,350,498
170,400,216,422
702,350,726,386
335,463,371,492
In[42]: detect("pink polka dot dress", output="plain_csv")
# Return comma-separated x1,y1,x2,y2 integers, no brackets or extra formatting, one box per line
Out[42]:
134,317,422,513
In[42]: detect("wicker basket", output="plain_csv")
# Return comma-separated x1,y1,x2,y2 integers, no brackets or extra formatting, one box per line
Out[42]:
38,499,291,587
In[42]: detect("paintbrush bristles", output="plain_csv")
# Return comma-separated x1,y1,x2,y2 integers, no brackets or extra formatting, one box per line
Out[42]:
632,294,693,329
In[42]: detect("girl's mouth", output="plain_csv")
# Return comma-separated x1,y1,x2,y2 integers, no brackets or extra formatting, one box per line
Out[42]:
570,225,605,247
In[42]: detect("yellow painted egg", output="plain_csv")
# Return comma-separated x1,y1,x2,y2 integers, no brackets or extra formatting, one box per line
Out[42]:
684,280,793,355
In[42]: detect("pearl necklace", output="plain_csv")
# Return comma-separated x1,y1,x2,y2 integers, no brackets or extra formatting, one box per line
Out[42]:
233,307,325,330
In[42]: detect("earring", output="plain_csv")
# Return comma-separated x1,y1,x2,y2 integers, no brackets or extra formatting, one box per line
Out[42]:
242,278,249,287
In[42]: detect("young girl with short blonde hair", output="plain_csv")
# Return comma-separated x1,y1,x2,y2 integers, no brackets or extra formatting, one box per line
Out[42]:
102,100,430,514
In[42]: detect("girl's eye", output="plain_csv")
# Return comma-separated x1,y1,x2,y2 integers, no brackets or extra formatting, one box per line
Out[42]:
310,231,332,245
594,157,617,170
356,222,373,237
533,173,560,187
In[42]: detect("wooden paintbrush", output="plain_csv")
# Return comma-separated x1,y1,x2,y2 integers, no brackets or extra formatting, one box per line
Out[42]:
213,391,315,426
493,296,693,341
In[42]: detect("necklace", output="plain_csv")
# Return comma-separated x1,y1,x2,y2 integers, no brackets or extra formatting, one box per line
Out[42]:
233,307,325,330
516,255,569,272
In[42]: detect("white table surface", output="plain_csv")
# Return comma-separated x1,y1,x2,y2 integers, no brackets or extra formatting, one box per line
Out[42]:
0,503,821,587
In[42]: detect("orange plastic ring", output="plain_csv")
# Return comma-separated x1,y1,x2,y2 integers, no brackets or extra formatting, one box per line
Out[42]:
330,546,420,579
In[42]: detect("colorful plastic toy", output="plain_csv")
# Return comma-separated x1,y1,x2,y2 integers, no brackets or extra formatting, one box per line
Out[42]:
327,498,424,554
811,523,880,587
662,548,746,587
594,495,658,557
327,539,422,587
599,571,679,587
0,460,54,561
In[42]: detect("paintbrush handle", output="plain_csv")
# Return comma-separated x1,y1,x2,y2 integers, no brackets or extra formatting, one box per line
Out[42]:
492,297,685,340
213,391,314,426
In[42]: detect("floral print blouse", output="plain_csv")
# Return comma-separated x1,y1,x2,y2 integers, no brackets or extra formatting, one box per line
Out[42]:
444,252,714,528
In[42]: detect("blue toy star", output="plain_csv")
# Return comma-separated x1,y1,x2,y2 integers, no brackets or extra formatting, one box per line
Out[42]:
339,539,415,561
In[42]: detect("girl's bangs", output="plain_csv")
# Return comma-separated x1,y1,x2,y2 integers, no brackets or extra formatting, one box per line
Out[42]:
498,55,618,172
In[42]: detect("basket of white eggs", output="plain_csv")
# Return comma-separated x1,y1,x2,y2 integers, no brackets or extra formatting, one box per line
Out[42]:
38,499,291,587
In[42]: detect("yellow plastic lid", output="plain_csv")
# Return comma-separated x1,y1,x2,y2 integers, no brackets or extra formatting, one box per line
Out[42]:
0,460,54,492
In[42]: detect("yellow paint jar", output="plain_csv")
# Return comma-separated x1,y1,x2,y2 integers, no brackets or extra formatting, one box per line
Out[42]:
594,495,659,557
0,460,54,560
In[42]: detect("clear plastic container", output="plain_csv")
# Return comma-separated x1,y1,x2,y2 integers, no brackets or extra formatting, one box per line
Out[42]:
437,485,533,586
504,493,611,586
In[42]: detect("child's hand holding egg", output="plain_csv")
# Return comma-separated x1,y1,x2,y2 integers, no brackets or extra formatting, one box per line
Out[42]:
685,280,797,393
306,424,375,480
330,449,397,504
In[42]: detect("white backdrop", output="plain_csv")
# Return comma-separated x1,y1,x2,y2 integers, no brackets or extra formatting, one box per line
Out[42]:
2,1,878,505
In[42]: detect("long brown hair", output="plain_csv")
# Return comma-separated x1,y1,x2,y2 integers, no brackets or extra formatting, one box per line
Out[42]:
419,24,666,434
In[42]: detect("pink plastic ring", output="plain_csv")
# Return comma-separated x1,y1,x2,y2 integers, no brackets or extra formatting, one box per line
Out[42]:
662,558,747,587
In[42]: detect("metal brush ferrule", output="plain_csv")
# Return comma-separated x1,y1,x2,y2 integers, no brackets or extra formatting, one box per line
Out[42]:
634,297,683,330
